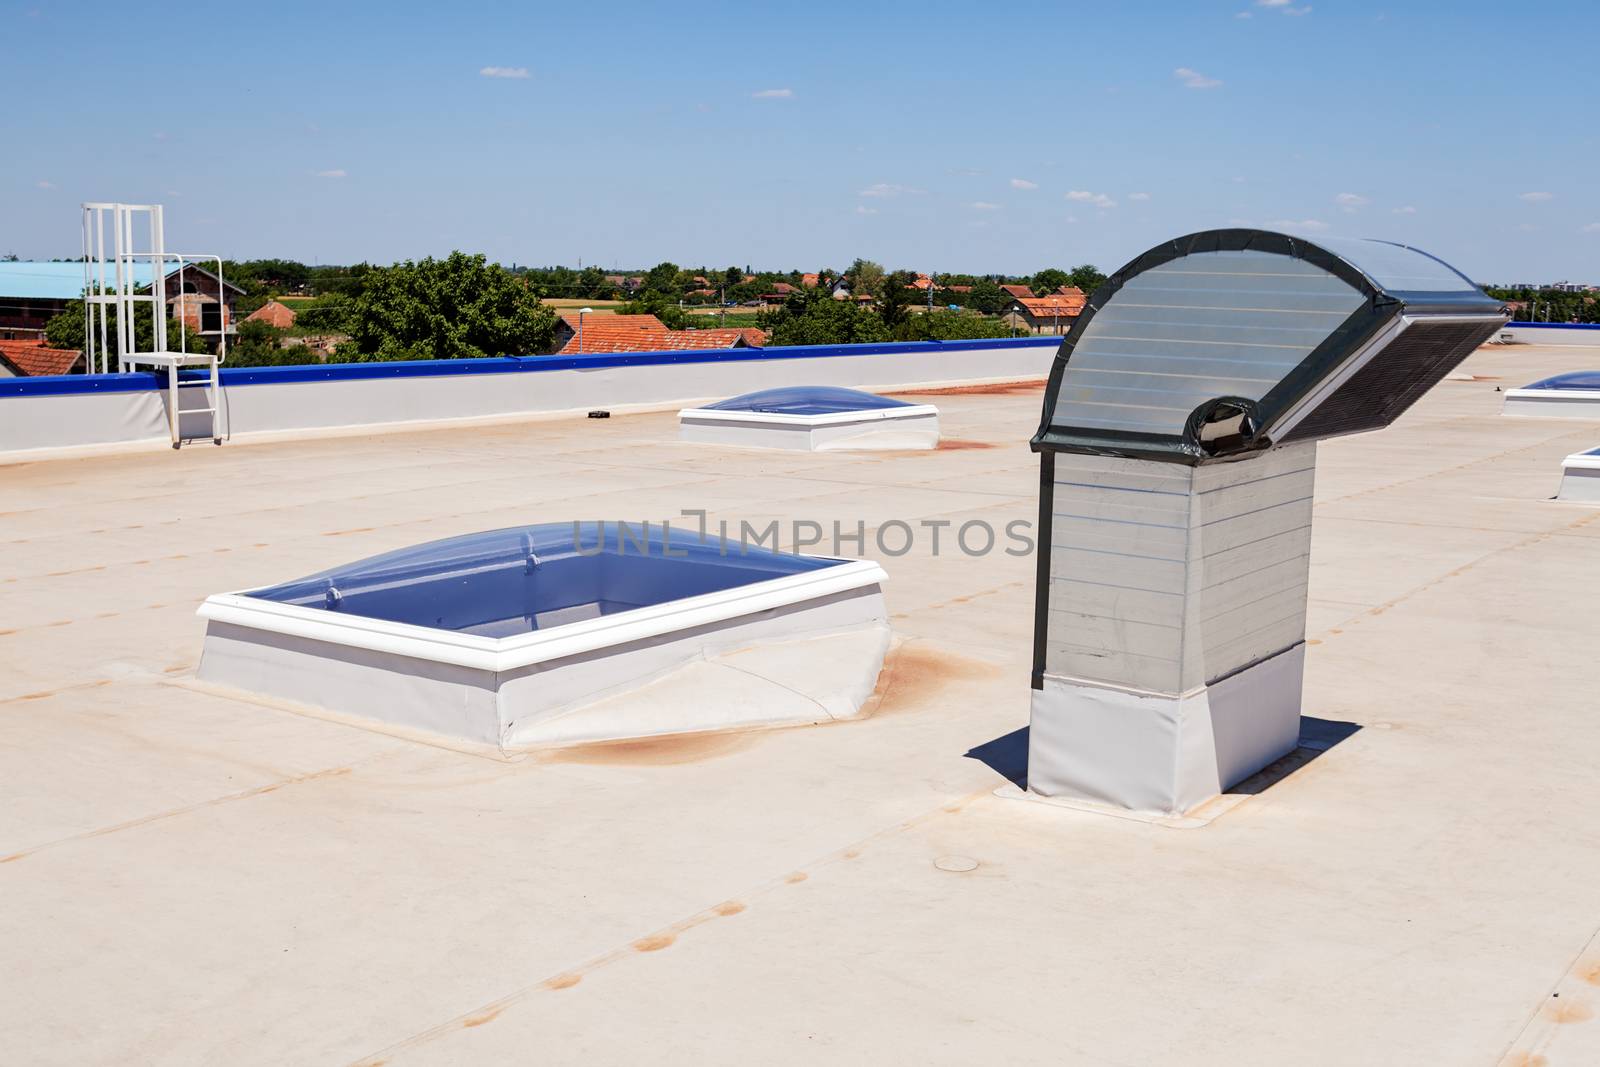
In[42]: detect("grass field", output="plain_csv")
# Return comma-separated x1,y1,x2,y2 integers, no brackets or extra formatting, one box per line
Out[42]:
540,298,628,311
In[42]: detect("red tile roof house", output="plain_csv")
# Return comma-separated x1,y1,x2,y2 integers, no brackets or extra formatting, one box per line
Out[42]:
549,313,667,353
0,338,85,377
801,273,821,289
1000,292,1087,335
1000,283,1037,301
244,300,299,329
757,282,800,307
555,325,767,355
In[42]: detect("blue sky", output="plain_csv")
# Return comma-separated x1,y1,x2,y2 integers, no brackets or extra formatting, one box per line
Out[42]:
5,0,1596,282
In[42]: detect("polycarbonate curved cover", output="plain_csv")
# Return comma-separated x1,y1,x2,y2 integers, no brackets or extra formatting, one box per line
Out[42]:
1521,371,1600,391
1305,236,1485,300
246,522,841,637
1034,229,1506,463
703,386,914,416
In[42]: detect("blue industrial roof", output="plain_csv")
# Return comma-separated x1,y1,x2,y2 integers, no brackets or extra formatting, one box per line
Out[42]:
0,261,172,300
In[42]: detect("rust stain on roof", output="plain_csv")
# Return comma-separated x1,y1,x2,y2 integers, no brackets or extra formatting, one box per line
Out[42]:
633,933,675,952
862,642,1005,719
545,730,756,767
889,379,1045,397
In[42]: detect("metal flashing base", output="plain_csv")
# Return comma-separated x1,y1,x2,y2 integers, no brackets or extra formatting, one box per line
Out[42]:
1502,388,1600,418
1027,645,1305,816
678,405,940,451
1558,448,1600,503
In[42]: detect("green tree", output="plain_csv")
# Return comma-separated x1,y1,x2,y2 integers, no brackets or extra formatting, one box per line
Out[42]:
340,252,557,361
45,297,208,364
644,261,681,296
1031,268,1071,295
892,310,1020,342
968,278,1006,315
294,294,354,333
759,290,890,347
879,270,915,331
722,266,743,291
848,258,885,299
226,319,316,367
614,295,689,329
577,266,618,299
1068,264,1107,295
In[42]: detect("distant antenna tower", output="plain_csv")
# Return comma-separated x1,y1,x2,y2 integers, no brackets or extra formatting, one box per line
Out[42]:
81,202,227,448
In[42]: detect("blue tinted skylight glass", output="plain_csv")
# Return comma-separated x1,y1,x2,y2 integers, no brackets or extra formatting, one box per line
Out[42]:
245,523,841,636
1523,371,1600,391
705,386,913,416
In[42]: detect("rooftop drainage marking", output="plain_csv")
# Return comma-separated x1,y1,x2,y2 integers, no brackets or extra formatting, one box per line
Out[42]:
197,522,889,748
679,386,939,451
1502,371,1600,418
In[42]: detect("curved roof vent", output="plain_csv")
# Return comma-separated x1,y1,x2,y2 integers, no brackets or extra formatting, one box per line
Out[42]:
1032,229,1507,464
1026,230,1506,815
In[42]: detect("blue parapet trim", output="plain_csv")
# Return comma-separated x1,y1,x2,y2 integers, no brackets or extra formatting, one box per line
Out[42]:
0,336,1062,399
1506,321,1600,331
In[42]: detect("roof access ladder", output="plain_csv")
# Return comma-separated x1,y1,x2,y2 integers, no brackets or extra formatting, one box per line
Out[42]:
82,202,228,449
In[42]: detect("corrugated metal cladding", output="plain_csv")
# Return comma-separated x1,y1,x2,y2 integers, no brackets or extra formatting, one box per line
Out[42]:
1047,251,1365,437
1044,443,1316,694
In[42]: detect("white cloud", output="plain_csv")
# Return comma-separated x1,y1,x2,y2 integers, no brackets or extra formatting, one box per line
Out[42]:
1234,10,1253,17
972,201,1000,211
1334,192,1370,211
1009,178,1039,190
1128,192,1151,201
948,167,985,176
1174,67,1222,89
1066,190,1116,209
314,169,347,179
1581,222,1600,234
1258,1,1311,13
1269,218,1330,232
1064,215,1079,224
1393,205,1417,215
1519,191,1553,203
1257,0,1290,6
35,180,55,190
479,66,529,79
752,88,794,99
858,182,922,198
855,205,878,216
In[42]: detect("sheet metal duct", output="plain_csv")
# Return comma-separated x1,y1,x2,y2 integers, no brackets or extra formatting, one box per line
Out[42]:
1027,230,1506,814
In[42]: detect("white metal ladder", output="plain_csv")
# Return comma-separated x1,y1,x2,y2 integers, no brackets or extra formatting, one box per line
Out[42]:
82,202,228,449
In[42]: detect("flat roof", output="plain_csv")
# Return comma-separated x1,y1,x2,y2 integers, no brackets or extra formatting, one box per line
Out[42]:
3,344,1599,1064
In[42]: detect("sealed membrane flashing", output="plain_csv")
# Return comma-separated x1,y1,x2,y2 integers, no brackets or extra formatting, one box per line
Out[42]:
1558,447,1600,502
197,523,890,748
1502,371,1600,418
1032,229,1508,465
680,386,939,451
